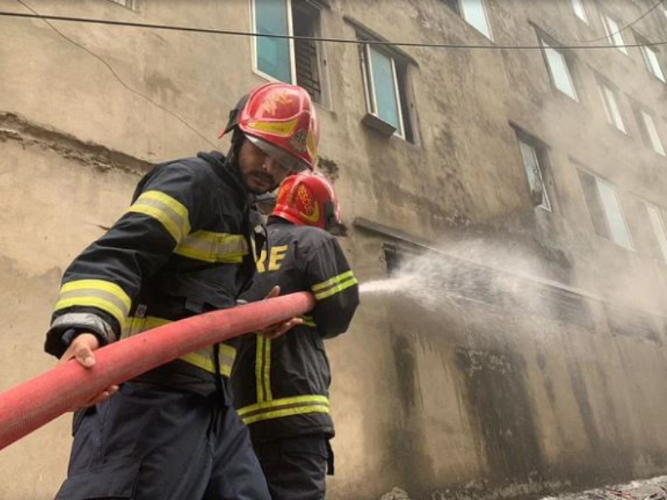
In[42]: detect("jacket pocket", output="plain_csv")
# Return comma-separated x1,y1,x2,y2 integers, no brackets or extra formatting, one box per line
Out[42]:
55,459,140,499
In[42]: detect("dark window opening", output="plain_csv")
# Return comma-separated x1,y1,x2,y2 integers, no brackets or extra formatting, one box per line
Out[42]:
292,0,323,104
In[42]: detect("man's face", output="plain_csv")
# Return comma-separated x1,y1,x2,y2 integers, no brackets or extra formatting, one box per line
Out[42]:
237,139,292,194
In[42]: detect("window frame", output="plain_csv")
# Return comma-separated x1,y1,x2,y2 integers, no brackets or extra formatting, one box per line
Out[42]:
596,78,627,134
457,0,493,40
515,131,552,212
539,37,579,101
637,107,666,157
108,0,135,8
645,202,667,264
577,168,635,250
637,37,666,83
571,0,589,24
361,43,406,139
600,13,628,55
250,0,330,106
251,0,297,85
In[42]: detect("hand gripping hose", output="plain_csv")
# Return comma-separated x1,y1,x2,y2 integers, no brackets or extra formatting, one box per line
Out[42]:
0,292,315,452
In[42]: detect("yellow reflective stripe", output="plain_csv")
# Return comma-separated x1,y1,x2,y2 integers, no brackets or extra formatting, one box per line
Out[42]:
122,315,236,374
238,395,330,424
55,280,131,326
174,231,248,263
128,191,191,243
180,349,234,377
262,335,273,401
311,271,355,292
301,315,316,327
241,405,330,425
313,275,358,301
256,334,265,403
237,395,330,416
247,117,298,137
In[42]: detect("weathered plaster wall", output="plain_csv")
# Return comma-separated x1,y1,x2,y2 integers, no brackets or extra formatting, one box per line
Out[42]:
1,0,667,499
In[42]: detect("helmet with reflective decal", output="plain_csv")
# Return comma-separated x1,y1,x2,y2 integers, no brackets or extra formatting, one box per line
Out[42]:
222,83,319,172
272,172,342,232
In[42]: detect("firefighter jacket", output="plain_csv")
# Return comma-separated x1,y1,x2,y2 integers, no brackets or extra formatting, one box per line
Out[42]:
231,217,360,443
45,151,264,395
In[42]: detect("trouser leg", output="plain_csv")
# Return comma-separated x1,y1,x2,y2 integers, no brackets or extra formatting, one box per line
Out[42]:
204,401,270,500
56,382,213,500
254,435,329,500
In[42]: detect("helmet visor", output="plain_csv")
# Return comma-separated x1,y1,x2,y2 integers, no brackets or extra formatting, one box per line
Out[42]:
246,135,309,173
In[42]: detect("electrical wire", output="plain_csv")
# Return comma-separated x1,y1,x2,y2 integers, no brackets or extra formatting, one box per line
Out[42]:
577,0,664,43
13,0,218,149
2,9,667,50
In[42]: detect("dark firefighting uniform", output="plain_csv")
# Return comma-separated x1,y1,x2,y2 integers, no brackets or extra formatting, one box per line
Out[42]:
231,217,360,500
44,151,271,500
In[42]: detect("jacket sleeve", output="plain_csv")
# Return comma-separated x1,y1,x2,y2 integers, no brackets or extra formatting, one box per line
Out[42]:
45,161,208,358
303,238,360,339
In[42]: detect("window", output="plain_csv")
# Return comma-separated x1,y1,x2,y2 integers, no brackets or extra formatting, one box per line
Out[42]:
540,38,578,101
252,0,328,104
578,170,634,249
360,42,416,142
597,80,626,133
571,0,588,23
646,203,667,264
637,37,666,83
635,108,666,156
108,0,135,7
601,14,628,54
442,0,493,39
515,131,552,211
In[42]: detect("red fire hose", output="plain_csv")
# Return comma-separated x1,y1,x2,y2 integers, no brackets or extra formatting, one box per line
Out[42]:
0,292,315,452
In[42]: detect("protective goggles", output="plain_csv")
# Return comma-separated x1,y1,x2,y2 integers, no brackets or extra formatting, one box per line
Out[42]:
246,135,309,173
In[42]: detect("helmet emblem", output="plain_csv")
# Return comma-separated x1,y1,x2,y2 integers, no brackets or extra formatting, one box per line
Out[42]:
296,184,320,223
290,129,308,153
259,91,292,116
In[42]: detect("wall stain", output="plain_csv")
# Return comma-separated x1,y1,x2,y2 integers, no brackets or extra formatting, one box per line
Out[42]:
456,347,545,483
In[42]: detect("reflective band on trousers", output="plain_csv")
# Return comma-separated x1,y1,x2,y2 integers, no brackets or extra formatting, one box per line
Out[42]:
311,270,358,301
301,315,316,327
123,315,236,376
174,230,248,264
127,190,191,243
54,279,132,328
237,395,330,425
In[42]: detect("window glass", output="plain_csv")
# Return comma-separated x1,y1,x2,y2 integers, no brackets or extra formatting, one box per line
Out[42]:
254,0,292,83
542,41,578,100
460,0,492,39
369,46,402,134
572,0,588,23
642,45,666,82
599,83,626,133
596,180,633,249
602,15,628,54
641,110,666,156
647,204,667,263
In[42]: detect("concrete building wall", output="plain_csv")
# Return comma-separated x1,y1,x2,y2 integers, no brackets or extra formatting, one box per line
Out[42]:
1,0,667,498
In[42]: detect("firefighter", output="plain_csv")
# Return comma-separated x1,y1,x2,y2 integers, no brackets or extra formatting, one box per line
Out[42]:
232,172,360,500
43,82,318,500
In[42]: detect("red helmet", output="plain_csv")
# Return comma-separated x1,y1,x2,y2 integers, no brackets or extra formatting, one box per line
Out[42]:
273,173,342,232
222,83,319,172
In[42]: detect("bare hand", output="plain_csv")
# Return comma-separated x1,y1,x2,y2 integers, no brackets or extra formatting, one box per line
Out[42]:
59,333,118,409
258,286,303,339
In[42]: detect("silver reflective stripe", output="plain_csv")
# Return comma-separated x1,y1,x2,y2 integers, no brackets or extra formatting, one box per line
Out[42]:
51,312,117,343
